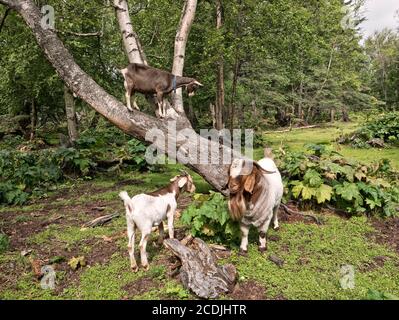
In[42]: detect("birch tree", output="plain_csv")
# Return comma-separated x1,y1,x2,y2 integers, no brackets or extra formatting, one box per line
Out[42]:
0,0,231,192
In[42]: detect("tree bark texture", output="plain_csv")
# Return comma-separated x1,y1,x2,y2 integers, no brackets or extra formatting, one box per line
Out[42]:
171,0,198,115
64,85,79,143
113,0,146,64
215,0,224,130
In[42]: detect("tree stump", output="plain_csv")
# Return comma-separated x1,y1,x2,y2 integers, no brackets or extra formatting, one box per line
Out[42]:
164,238,237,299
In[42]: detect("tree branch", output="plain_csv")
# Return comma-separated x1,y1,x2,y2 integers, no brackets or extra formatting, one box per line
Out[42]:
56,29,103,37
172,0,198,114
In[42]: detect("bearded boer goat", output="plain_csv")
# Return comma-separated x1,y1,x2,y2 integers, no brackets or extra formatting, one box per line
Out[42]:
226,149,284,255
119,172,195,272
121,63,203,118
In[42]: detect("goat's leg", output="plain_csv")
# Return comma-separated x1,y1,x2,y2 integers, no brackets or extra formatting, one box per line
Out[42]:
272,206,280,231
124,82,134,112
157,222,164,245
258,212,273,253
126,216,138,272
166,209,175,239
131,90,140,110
156,92,164,118
139,232,150,271
239,223,250,256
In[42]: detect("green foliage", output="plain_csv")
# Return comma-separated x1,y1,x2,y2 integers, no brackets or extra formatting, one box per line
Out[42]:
0,233,10,254
366,289,399,300
0,147,96,205
277,144,399,217
0,124,151,205
181,191,240,244
340,112,399,148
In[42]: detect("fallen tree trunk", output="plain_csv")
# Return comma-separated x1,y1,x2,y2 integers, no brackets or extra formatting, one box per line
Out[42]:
0,0,232,192
264,125,319,134
164,237,237,299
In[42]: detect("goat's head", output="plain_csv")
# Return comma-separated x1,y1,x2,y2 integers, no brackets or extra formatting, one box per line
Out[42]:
185,80,203,97
227,159,274,221
170,171,196,193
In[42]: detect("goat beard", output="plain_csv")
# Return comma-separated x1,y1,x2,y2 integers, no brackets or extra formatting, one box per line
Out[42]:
228,193,247,221
227,178,247,221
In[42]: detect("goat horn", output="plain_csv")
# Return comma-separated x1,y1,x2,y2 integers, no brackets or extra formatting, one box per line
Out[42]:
194,81,203,86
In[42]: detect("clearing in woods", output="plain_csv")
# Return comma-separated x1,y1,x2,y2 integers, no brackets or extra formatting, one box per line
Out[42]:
0,124,398,300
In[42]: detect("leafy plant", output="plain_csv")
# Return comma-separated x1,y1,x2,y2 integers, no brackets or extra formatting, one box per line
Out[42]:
0,148,95,205
181,191,240,244
0,233,10,254
339,112,399,148
276,145,399,217
366,289,399,300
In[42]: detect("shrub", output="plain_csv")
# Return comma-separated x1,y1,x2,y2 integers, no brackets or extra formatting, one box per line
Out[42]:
180,191,240,244
339,112,399,148
0,148,95,205
276,144,399,217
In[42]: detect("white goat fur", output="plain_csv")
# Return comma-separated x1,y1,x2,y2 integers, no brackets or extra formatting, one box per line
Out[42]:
119,175,195,272
228,152,284,253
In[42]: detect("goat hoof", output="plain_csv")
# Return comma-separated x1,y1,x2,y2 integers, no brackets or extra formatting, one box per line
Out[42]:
273,226,280,231
142,264,149,271
238,249,248,257
258,246,267,254
131,266,139,273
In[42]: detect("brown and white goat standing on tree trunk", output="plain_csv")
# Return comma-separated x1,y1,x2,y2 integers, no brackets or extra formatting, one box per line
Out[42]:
226,149,284,255
121,63,203,118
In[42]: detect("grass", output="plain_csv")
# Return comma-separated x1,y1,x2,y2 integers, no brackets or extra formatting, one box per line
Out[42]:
260,122,399,169
228,215,399,300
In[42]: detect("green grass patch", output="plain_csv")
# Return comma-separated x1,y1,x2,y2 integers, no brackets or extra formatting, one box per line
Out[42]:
229,215,399,300
261,122,399,169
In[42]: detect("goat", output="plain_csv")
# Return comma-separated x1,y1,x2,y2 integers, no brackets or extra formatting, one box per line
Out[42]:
119,172,196,272
121,63,203,118
226,148,284,255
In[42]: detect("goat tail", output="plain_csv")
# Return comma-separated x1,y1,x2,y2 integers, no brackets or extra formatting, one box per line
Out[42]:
119,191,134,213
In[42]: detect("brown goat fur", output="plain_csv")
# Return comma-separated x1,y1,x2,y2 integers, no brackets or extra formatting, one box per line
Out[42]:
227,161,269,221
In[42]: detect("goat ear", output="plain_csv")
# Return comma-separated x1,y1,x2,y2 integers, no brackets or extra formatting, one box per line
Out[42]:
243,173,256,194
170,176,178,182
178,177,188,188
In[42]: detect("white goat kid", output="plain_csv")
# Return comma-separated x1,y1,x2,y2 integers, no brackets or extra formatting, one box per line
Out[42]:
119,173,195,272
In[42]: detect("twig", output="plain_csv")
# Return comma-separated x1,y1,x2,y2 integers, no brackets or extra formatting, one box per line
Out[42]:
56,29,103,37
81,213,120,228
281,204,323,225
264,125,319,134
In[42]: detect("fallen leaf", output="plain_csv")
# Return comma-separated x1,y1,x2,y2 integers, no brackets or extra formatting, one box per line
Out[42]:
68,256,86,270
29,257,43,278
21,249,32,257
102,235,113,242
